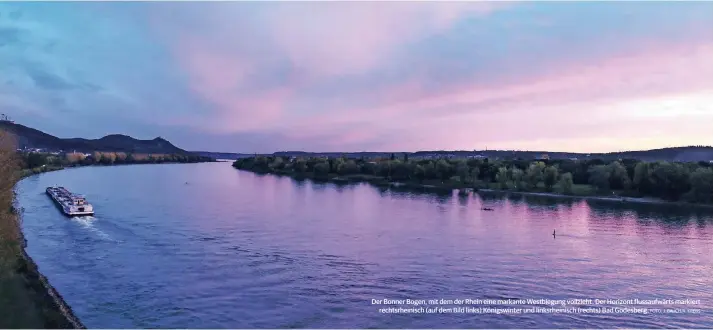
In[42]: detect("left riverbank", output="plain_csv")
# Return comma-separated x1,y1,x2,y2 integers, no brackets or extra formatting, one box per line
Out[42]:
1,164,84,328
1,209,85,328
3,158,215,328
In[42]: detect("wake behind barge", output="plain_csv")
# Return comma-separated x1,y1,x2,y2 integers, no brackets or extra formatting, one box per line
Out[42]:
46,186,94,216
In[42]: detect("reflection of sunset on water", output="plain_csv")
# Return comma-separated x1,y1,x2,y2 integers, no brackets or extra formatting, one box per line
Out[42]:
15,163,713,327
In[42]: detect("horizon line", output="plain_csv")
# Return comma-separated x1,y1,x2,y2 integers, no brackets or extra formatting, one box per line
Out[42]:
194,144,713,156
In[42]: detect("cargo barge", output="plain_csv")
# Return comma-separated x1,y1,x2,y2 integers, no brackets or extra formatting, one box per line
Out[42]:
46,186,94,216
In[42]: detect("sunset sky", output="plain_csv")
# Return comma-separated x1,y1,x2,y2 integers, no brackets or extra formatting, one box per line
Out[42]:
1,1,712,153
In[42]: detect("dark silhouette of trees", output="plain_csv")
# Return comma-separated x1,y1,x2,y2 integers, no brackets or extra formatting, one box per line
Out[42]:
232,155,713,204
17,151,213,170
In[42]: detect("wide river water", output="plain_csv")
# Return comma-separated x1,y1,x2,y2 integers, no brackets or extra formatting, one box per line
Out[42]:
17,162,713,328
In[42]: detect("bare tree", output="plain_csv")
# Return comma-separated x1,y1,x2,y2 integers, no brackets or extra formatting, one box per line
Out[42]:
0,129,20,253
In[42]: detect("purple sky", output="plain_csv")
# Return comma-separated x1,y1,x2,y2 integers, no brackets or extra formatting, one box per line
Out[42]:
1,2,712,153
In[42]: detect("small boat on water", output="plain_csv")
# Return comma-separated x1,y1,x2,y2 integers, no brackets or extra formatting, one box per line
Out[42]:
46,186,94,216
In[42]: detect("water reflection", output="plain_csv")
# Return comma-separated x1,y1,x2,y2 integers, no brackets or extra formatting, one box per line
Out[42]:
16,164,713,328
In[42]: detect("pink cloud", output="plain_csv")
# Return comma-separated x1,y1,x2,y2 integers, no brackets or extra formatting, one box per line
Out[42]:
336,41,713,123
151,2,509,133
263,2,507,78
273,40,713,150
142,2,712,152
369,106,713,153
177,35,253,94
163,33,301,132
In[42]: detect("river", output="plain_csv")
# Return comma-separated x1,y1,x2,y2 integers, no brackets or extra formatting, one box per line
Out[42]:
16,162,713,328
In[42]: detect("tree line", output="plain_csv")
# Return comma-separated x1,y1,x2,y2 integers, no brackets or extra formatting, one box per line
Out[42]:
21,151,213,169
233,154,713,204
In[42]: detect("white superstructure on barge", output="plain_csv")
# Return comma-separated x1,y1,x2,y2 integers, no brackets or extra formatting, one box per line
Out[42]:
46,186,95,216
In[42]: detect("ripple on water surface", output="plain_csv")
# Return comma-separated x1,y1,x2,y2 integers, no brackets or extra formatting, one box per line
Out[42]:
16,163,713,328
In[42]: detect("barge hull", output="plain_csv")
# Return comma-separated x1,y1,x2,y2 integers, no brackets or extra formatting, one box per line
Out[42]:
45,189,95,217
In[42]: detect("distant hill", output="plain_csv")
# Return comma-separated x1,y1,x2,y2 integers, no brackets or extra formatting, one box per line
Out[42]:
190,151,253,160
273,151,392,158
270,147,713,162
4,120,712,162
0,121,187,154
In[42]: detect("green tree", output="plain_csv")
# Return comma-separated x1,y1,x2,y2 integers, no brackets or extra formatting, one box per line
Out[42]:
543,166,559,191
391,160,411,180
648,162,690,200
558,160,578,179
332,158,345,173
633,162,651,194
294,159,307,173
435,159,452,181
496,167,508,189
423,162,437,179
269,157,284,170
558,172,574,195
482,161,501,183
609,161,631,190
470,167,480,183
340,160,359,175
511,168,524,191
589,165,611,192
456,161,470,183
46,155,62,167
25,153,48,168
683,168,713,203
362,162,377,175
313,162,330,176
525,161,546,190
254,156,269,171
414,165,426,182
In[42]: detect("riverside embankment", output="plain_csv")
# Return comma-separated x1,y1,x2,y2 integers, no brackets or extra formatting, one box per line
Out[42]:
1,172,84,328
232,155,713,209
234,168,713,210
2,161,214,328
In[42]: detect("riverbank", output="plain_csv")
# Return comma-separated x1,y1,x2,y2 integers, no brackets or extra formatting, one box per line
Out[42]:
2,160,213,328
1,166,86,328
19,158,220,179
240,169,713,209
0,214,85,328
0,214,81,328
476,189,713,209
20,165,65,178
